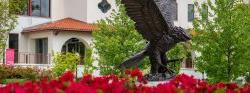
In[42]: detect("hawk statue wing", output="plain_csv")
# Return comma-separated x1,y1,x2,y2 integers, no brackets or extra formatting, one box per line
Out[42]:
121,0,177,41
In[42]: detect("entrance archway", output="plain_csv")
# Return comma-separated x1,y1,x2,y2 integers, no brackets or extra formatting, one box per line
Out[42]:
61,38,85,64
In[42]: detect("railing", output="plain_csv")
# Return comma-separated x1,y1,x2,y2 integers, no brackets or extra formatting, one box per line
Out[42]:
17,52,52,64
14,64,52,70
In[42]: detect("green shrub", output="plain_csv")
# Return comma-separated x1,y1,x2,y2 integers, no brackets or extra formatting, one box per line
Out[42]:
0,65,9,81
1,79,27,84
12,67,38,80
0,65,56,84
37,69,55,80
83,48,95,75
0,65,39,82
52,52,80,76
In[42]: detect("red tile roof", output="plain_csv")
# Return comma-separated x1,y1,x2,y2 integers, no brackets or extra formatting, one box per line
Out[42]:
23,18,97,32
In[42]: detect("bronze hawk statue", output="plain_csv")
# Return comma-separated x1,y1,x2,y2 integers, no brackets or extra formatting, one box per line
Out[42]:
119,0,191,81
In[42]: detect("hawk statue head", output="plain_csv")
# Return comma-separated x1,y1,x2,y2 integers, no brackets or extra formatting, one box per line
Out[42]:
170,27,191,42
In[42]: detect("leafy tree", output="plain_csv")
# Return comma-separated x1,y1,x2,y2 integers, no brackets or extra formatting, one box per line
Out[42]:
93,0,149,75
83,48,95,75
168,42,191,73
192,0,250,83
0,0,27,61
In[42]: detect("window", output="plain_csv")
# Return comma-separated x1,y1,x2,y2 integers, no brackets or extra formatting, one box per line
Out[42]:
31,0,41,16
173,2,178,21
21,0,50,17
201,5,208,20
41,0,50,17
188,4,194,22
98,0,111,13
185,57,193,68
35,38,48,64
9,34,19,63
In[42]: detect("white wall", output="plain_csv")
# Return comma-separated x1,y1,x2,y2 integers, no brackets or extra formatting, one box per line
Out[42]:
174,0,195,29
51,0,88,22
50,0,65,21
51,0,117,23
11,16,51,33
26,31,53,53
10,16,51,53
86,0,117,23
51,31,92,53
22,31,92,54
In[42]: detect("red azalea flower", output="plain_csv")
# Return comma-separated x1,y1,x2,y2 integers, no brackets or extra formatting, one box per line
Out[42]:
226,83,238,90
2,68,250,93
59,71,74,82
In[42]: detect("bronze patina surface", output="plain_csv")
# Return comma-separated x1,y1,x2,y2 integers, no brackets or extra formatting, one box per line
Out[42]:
119,0,190,81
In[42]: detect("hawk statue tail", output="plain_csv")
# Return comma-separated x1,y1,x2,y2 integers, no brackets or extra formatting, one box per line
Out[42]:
119,49,148,70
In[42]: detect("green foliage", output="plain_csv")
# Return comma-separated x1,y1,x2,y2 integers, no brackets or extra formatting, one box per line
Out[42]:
93,0,149,75
246,73,250,83
0,65,38,82
0,0,19,60
83,48,95,74
0,65,55,84
168,43,191,73
52,53,80,76
192,0,250,83
11,0,28,14
1,79,27,84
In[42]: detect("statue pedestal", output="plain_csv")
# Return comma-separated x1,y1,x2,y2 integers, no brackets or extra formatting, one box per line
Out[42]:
144,73,175,81
145,80,169,86
142,73,174,86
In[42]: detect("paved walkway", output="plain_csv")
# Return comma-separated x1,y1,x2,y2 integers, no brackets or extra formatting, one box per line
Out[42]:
0,84,6,87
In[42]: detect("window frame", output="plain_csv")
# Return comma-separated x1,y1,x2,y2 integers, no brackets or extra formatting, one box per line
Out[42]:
188,4,195,22
23,0,51,18
8,34,19,63
174,2,178,21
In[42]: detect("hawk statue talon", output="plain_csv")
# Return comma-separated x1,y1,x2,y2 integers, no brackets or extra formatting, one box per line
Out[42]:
120,0,191,81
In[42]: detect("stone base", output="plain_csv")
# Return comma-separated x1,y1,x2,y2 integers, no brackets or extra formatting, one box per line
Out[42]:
144,73,175,81
145,80,169,86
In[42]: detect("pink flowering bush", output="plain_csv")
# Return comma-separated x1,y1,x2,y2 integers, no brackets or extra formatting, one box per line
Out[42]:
0,68,250,93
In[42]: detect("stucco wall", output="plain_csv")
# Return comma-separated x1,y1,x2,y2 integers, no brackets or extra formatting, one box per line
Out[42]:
10,16,51,53
25,31,53,53
86,0,117,23
51,31,92,53
51,0,117,23
174,0,195,29
51,0,88,22
22,31,92,54
11,16,51,33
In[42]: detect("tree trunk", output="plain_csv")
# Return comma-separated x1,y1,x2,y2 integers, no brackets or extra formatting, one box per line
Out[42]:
2,46,5,64
227,47,232,81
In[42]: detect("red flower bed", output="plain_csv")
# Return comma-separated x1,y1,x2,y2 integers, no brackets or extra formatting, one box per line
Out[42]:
0,68,249,93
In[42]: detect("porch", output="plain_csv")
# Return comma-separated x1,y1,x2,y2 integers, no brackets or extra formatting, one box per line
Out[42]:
7,18,96,66
16,52,52,64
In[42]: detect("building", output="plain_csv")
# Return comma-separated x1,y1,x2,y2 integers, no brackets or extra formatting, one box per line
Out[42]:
6,0,116,67
174,0,206,79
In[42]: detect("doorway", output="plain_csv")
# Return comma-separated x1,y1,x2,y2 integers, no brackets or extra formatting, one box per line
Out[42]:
61,38,85,64
9,34,19,63
35,38,48,64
